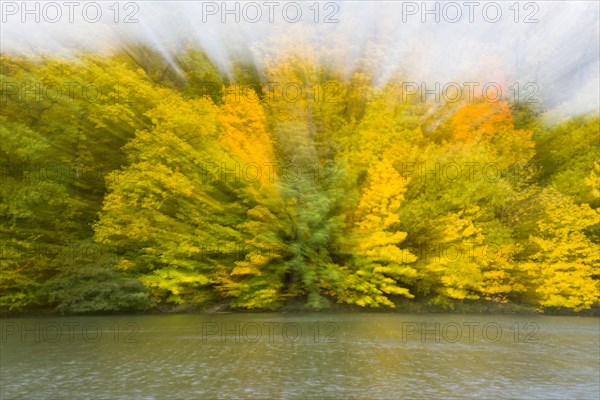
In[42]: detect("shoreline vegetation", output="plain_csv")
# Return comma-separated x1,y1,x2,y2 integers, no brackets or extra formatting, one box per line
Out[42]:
2,299,599,318
1,45,599,317
0,302,600,320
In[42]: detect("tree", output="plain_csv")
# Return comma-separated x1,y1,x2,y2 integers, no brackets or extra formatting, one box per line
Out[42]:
519,188,599,311
532,116,600,207
338,159,417,307
398,100,535,306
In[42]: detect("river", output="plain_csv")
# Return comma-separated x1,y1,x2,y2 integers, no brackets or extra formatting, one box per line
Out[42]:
1,313,598,399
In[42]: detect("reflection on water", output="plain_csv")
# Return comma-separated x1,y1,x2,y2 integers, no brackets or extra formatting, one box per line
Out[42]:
1,314,598,399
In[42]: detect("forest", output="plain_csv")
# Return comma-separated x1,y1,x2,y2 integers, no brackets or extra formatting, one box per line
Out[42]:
1,46,598,314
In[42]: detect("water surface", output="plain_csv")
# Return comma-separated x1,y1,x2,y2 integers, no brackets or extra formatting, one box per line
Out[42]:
1,314,598,399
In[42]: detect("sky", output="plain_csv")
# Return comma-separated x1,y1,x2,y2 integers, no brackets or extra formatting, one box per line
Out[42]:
2,1,599,120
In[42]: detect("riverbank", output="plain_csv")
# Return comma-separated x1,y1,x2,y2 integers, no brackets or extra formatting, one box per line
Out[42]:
2,299,598,317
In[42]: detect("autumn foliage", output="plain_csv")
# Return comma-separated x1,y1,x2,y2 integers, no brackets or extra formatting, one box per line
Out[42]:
1,48,598,313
